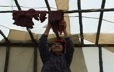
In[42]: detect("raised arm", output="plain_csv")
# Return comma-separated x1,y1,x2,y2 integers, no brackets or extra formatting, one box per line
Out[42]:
62,20,74,66
38,23,51,63
43,23,51,35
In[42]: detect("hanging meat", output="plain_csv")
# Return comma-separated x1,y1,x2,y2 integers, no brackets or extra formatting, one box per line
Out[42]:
12,9,47,29
48,10,65,35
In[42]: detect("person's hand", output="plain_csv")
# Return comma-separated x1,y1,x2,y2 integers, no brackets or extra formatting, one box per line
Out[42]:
60,20,69,37
60,20,66,30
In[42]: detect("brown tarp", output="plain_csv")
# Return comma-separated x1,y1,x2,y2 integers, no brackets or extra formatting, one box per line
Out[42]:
84,33,114,52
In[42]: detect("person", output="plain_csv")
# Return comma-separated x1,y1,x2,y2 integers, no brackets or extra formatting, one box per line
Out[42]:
38,20,74,72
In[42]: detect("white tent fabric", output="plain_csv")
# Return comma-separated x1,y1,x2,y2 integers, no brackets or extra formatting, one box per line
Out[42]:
1,0,114,72
8,47,34,72
7,29,38,42
0,48,87,72
0,29,87,72
0,47,6,72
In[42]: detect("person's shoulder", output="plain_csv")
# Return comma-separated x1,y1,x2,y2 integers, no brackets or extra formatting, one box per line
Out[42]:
65,36,70,40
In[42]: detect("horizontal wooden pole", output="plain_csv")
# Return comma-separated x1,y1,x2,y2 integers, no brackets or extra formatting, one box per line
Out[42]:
1,8,114,13
0,42,114,47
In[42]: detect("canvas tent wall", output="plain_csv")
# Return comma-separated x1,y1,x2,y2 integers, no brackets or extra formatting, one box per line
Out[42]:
1,0,114,72
84,33,114,52
0,29,87,72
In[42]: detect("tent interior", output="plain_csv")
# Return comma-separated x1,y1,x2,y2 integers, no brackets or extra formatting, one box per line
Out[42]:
0,0,114,72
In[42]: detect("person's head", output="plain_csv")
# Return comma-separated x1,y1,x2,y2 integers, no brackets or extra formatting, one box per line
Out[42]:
50,38,66,55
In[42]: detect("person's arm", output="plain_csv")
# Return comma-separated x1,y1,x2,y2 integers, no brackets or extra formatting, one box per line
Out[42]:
61,20,69,37
62,20,74,66
38,23,51,64
44,23,51,35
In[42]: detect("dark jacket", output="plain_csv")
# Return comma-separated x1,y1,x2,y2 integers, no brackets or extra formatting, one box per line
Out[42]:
38,34,74,72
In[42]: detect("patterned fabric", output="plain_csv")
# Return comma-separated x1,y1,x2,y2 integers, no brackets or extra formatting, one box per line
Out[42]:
38,34,74,72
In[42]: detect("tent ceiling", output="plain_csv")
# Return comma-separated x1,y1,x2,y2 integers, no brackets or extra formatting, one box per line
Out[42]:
0,0,114,45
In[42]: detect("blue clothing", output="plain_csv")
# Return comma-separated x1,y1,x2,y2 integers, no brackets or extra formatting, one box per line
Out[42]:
38,34,74,72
